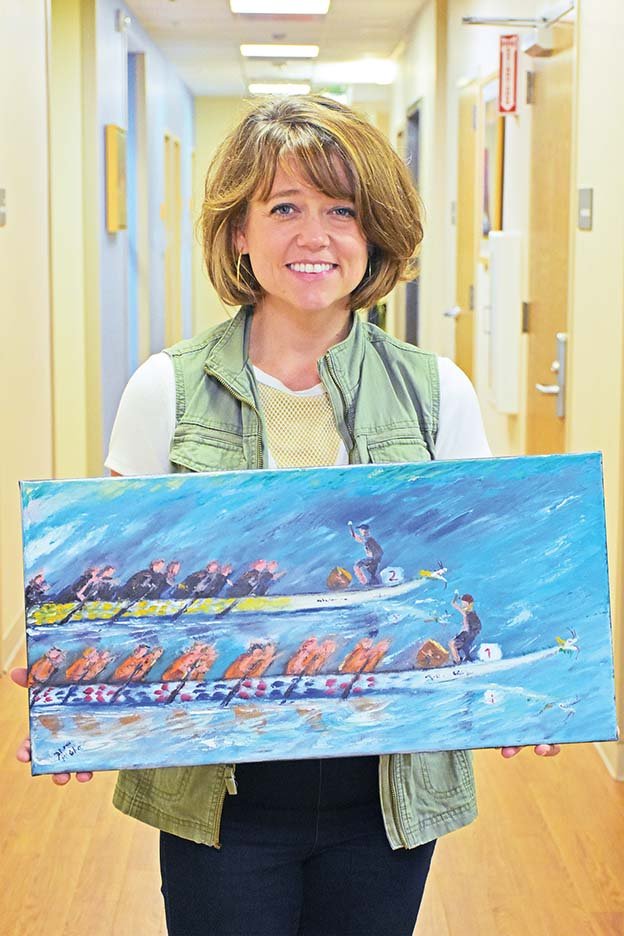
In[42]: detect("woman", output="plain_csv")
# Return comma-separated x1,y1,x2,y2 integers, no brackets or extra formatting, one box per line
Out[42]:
13,95,559,935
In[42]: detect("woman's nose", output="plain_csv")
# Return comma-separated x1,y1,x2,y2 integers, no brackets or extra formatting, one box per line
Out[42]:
296,216,331,249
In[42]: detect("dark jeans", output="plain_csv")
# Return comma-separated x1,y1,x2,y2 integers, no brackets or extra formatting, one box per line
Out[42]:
160,758,436,936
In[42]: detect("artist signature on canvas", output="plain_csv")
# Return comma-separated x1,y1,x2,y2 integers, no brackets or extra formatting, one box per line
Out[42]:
424,669,465,682
53,741,83,762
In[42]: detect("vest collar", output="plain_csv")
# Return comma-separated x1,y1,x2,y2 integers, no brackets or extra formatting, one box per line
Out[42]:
203,307,255,401
203,305,366,400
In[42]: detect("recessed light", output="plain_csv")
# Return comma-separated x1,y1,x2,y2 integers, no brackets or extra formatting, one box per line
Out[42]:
248,82,311,95
231,1,330,14
241,44,319,58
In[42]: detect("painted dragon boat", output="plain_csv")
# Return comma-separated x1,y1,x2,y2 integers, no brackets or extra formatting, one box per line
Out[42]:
27,576,425,627
29,640,577,708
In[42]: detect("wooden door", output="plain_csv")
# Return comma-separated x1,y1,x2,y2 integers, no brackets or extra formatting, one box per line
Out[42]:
455,83,479,379
525,38,574,453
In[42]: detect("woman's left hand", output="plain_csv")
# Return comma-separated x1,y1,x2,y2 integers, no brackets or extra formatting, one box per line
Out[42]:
500,744,561,758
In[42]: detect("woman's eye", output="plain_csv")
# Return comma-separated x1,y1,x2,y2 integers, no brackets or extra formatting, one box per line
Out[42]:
332,206,357,218
270,203,295,216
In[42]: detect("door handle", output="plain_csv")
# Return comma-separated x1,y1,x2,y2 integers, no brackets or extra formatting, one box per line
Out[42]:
443,306,462,319
535,332,567,418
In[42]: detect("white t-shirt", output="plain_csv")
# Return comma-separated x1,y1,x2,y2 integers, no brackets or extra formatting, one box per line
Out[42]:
105,352,491,475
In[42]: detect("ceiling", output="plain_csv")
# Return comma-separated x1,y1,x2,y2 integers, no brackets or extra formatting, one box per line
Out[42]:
123,0,427,96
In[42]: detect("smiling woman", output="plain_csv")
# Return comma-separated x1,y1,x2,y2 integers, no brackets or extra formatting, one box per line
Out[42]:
13,93,559,936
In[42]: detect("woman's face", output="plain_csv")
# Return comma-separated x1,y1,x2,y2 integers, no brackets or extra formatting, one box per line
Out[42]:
237,163,368,318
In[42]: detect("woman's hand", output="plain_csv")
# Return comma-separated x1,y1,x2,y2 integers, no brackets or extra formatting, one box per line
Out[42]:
10,667,94,784
500,744,561,758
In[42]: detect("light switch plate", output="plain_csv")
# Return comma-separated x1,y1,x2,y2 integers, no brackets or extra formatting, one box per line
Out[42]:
578,188,593,231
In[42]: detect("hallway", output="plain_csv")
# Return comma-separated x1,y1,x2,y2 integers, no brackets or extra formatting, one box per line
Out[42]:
2,1,624,933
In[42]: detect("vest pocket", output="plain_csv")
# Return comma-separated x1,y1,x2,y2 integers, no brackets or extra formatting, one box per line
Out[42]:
417,750,472,795
119,765,192,802
367,436,431,464
170,425,248,472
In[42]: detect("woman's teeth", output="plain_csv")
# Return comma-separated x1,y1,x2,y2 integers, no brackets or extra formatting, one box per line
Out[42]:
288,263,335,273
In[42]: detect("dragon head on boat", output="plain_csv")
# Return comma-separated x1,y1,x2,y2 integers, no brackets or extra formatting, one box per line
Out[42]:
555,628,579,655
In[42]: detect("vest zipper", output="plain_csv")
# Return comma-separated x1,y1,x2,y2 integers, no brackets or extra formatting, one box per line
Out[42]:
204,368,264,468
388,756,409,848
320,354,355,458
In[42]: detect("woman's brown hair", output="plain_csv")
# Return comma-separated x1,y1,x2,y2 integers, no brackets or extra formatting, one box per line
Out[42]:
200,94,423,311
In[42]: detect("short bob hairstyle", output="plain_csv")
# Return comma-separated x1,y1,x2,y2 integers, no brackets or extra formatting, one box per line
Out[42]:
200,94,424,312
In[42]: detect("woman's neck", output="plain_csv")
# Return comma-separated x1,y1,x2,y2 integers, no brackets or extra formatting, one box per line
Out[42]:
248,300,352,391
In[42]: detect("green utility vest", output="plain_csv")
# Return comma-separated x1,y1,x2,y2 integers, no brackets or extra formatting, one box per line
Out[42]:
113,307,477,849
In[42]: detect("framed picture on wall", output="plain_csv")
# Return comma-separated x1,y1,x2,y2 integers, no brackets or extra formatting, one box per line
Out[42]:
105,124,127,233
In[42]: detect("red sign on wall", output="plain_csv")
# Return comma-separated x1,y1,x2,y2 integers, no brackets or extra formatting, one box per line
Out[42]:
499,34,519,114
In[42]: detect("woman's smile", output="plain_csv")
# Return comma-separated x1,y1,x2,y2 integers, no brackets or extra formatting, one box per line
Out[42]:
286,261,339,278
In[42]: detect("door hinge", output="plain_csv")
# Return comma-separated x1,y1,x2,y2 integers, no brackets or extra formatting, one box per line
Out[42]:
522,301,530,333
526,71,536,105
469,284,475,311
472,104,478,130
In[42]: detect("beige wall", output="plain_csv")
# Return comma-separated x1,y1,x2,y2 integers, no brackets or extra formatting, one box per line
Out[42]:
192,97,249,333
0,1,53,668
49,0,89,479
567,0,624,777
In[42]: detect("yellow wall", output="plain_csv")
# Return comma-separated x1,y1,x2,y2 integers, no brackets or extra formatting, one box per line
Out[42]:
0,2,53,668
49,0,89,479
567,0,624,777
192,97,249,333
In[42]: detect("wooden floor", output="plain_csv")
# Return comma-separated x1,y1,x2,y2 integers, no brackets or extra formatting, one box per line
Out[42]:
2,668,623,936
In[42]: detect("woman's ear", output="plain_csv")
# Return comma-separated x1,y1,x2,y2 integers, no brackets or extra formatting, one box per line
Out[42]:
234,228,248,255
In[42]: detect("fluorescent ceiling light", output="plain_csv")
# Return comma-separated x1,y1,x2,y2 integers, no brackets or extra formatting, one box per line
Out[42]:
248,83,311,95
231,1,330,13
315,58,398,86
241,44,319,58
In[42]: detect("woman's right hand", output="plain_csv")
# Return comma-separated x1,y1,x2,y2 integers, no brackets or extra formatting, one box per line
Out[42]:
10,667,94,785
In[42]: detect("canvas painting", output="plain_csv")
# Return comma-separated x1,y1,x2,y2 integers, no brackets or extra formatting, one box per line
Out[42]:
20,453,617,776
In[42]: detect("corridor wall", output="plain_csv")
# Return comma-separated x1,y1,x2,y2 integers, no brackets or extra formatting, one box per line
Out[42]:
95,0,194,464
0,1,53,668
390,0,445,353
392,0,536,458
567,0,624,778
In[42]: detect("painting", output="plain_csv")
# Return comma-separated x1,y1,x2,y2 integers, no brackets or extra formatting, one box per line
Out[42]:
105,124,127,233
20,453,616,776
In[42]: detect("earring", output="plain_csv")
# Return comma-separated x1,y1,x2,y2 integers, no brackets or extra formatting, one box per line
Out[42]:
236,252,243,290
367,259,372,279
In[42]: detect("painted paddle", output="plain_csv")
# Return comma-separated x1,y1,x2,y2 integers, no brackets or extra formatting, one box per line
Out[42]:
165,658,205,705
108,654,157,705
